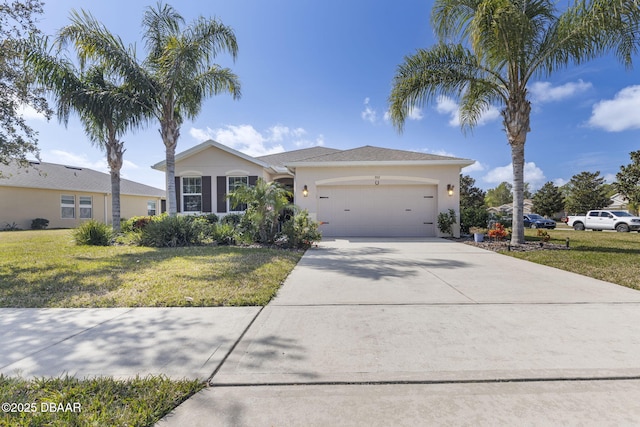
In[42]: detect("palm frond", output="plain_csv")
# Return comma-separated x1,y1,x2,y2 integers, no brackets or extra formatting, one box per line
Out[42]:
388,43,505,132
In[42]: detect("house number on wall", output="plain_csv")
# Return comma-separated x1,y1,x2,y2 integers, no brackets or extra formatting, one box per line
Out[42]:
374,175,380,185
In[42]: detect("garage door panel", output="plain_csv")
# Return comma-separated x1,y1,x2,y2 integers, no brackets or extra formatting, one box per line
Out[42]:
317,185,436,237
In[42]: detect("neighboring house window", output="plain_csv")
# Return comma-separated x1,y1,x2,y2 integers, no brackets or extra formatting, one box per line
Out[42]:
228,176,248,212
147,201,157,216
79,196,92,219
61,195,75,219
183,177,202,212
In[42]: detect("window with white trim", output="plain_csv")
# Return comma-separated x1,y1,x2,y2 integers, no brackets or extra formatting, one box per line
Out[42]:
79,196,92,219
228,176,248,212
182,177,202,212
61,195,75,219
147,200,157,216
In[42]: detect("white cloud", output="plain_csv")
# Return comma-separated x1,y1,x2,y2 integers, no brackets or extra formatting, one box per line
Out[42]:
553,178,568,187
463,161,486,173
435,96,500,127
44,150,108,172
483,162,546,189
406,106,424,121
603,173,617,184
189,123,324,157
361,97,377,123
19,103,47,121
587,85,640,132
529,79,592,103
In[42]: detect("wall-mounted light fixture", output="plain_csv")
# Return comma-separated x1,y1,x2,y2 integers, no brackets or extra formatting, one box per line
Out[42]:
447,184,454,196
302,185,309,197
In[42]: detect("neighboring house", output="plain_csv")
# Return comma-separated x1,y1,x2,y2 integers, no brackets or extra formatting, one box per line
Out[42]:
608,193,631,211
0,161,165,229
152,140,474,237
487,199,534,216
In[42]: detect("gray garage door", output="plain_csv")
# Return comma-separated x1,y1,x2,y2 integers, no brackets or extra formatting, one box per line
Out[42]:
317,185,436,237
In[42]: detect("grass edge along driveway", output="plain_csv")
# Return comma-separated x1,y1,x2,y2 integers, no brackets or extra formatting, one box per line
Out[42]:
503,228,640,291
0,229,303,308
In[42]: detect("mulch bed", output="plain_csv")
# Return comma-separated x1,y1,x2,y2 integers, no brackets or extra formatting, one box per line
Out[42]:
449,236,570,253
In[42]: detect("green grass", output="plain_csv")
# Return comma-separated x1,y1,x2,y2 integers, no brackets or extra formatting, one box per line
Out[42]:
503,229,640,291
0,375,203,426
0,229,302,307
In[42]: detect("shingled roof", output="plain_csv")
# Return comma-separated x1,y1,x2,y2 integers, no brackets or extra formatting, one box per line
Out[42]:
256,146,342,167
286,145,472,164
0,161,165,197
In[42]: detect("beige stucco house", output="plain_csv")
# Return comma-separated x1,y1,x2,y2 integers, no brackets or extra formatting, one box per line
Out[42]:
152,140,474,237
0,161,165,229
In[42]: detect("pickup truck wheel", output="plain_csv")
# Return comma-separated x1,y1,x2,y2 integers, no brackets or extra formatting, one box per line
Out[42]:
573,222,585,231
616,223,630,232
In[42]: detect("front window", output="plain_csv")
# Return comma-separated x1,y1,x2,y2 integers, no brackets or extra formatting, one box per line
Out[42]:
147,200,157,216
79,196,92,219
228,176,248,212
61,195,75,219
182,177,202,212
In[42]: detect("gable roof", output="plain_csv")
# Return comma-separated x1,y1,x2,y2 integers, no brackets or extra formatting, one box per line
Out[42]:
151,139,269,171
285,145,475,167
0,161,165,197
256,146,342,167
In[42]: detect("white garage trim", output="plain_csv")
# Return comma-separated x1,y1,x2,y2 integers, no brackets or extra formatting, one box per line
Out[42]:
315,175,440,186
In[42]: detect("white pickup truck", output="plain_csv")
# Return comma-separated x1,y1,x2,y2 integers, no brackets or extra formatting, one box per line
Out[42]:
566,210,640,232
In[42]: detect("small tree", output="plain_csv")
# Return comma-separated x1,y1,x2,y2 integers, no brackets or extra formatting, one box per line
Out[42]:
615,150,640,214
564,171,611,215
228,179,292,243
0,0,51,170
532,182,564,218
485,182,513,207
460,174,488,232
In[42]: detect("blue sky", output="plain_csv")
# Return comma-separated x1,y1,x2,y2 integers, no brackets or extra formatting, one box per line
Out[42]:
21,0,640,191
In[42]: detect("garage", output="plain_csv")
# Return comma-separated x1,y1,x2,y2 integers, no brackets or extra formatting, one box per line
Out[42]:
317,185,437,237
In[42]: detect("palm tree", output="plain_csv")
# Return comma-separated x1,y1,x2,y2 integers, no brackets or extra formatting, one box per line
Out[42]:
389,0,639,244
24,37,147,231
59,4,241,216
228,179,292,243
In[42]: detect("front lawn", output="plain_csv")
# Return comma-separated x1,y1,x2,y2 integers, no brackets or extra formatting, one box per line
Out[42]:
0,375,203,427
0,229,302,307
504,229,640,291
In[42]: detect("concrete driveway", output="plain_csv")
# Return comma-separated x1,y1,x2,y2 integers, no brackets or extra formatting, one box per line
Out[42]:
161,238,640,426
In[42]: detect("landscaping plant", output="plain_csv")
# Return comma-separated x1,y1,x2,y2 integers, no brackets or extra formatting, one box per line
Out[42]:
72,220,112,246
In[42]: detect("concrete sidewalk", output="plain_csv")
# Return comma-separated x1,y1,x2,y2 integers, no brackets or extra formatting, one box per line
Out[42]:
159,238,640,426
0,307,259,380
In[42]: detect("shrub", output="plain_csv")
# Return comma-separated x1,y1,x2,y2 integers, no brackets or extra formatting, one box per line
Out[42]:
139,215,209,247
73,220,113,246
199,213,219,224
211,222,236,245
2,222,21,231
437,209,457,236
460,206,488,234
220,213,243,226
121,215,156,233
281,210,322,249
488,223,509,241
31,218,49,230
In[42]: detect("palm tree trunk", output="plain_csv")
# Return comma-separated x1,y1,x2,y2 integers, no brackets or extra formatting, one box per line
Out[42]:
162,119,180,216
106,139,124,231
503,93,531,245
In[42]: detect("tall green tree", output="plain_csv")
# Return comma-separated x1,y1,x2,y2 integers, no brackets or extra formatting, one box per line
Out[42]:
24,35,148,231
532,181,564,217
60,3,241,216
459,174,488,232
615,150,640,214
388,0,640,244
564,171,611,214
0,0,51,170
485,182,513,207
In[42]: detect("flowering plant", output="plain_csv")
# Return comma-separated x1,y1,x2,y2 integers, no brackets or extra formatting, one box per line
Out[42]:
487,223,509,240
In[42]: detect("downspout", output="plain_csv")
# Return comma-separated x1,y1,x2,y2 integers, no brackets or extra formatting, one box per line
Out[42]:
104,194,109,224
